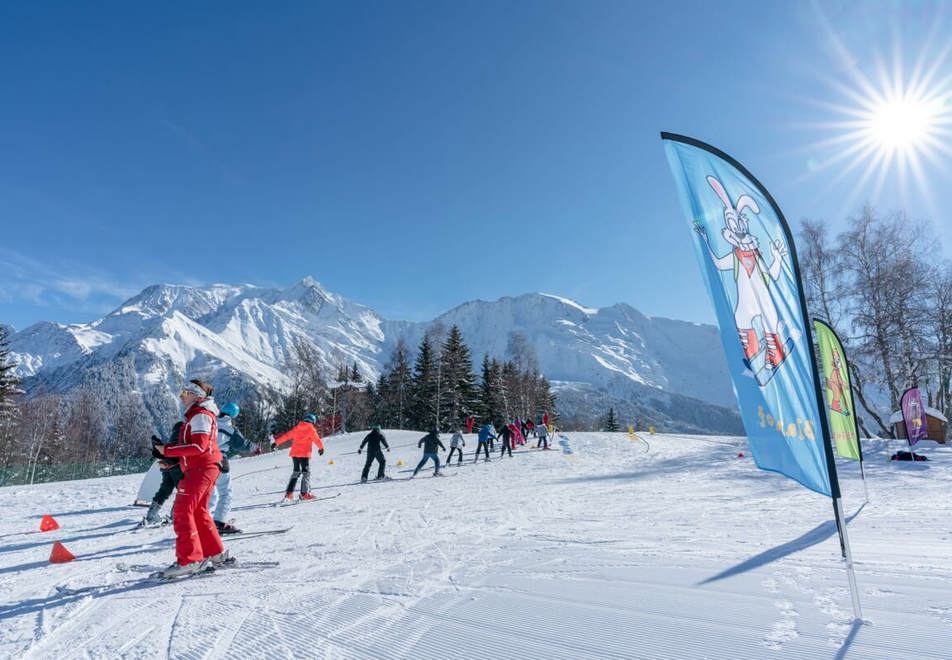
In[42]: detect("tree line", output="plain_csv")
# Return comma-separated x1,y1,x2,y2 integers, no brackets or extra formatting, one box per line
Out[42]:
0,324,556,478
799,207,952,437
244,325,557,437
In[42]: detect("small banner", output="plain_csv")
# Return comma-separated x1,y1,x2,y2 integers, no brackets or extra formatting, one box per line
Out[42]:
814,320,862,460
900,387,928,446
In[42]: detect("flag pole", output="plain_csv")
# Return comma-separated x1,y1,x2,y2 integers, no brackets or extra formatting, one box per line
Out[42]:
835,496,864,620
797,291,864,621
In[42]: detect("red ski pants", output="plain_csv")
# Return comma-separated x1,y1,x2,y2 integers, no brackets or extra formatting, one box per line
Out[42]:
172,464,224,565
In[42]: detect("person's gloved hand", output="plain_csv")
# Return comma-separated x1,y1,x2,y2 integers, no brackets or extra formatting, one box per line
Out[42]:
357,449,362,454
151,434,164,446
386,448,390,452
270,442,277,451
319,448,325,456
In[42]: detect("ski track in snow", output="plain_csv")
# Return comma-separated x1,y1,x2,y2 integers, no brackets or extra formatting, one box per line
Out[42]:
1,431,951,658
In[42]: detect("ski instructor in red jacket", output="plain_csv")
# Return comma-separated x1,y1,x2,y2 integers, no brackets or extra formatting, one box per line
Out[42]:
272,413,325,501
154,379,228,578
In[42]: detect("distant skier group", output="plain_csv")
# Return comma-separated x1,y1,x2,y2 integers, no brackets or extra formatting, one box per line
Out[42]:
145,376,555,579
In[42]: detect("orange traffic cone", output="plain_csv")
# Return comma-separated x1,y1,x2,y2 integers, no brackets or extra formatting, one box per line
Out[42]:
39,515,60,532
49,541,76,564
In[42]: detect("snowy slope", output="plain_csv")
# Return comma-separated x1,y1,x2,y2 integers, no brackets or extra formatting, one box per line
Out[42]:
1,432,950,658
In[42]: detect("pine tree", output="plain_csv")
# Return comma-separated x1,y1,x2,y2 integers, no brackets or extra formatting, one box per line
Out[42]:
478,354,493,424
410,334,440,430
439,326,478,431
0,326,22,469
0,326,19,418
380,339,412,429
604,407,620,432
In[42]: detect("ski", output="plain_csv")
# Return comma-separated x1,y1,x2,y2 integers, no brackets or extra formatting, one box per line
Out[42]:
112,558,280,580
273,492,341,507
226,527,293,540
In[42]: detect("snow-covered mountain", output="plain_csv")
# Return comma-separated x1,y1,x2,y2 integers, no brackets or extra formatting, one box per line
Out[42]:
8,277,740,433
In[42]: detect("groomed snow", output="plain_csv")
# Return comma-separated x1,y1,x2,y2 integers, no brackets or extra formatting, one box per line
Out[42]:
1,432,950,658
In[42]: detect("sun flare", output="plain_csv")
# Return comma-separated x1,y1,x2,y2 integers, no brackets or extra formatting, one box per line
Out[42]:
866,95,941,152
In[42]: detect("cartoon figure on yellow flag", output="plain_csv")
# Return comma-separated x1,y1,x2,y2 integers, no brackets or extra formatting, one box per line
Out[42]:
826,346,850,416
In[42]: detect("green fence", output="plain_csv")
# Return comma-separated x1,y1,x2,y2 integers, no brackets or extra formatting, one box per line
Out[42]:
0,457,154,487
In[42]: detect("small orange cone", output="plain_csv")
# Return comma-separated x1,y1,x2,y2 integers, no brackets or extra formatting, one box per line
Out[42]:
39,515,60,532
49,541,76,564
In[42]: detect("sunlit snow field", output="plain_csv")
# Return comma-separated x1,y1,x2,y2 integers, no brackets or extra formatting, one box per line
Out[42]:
1,431,950,659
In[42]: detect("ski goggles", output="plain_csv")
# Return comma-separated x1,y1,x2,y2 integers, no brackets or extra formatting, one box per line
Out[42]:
179,382,207,398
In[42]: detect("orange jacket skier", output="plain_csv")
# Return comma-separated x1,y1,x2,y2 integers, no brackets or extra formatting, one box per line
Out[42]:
272,413,325,501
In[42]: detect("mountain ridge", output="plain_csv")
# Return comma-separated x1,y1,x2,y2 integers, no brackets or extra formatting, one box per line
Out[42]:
8,277,740,434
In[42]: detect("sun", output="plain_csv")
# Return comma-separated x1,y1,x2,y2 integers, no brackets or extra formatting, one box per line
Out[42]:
866,95,941,152
798,26,952,208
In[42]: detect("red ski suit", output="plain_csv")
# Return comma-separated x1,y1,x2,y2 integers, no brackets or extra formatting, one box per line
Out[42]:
274,421,325,457
165,400,224,566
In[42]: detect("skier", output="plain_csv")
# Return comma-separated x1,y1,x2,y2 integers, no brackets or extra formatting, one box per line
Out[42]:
208,402,252,534
411,427,445,477
153,379,228,578
536,422,550,449
526,419,536,438
510,420,525,447
475,423,495,462
271,413,325,501
465,415,475,434
499,422,514,458
144,421,185,526
358,425,390,482
448,428,465,465
520,418,529,442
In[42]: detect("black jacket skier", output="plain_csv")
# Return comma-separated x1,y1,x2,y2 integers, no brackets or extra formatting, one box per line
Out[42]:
412,430,446,477
418,431,446,454
358,426,390,482
359,428,390,453
499,423,514,457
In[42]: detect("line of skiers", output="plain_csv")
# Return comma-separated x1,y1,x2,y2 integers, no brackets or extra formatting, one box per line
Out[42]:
146,376,554,579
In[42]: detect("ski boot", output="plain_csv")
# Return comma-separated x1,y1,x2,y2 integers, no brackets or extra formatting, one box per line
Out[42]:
215,520,243,535
145,501,162,524
300,492,316,501
208,549,233,566
159,560,208,579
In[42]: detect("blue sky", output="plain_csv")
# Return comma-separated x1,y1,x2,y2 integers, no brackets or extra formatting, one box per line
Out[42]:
1,1,950,331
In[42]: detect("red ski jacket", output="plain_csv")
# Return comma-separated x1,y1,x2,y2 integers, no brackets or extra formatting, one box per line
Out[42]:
274,421,325,458
166,400,222,471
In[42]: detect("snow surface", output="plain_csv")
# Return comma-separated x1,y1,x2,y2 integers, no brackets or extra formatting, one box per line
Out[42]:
2,432,950,659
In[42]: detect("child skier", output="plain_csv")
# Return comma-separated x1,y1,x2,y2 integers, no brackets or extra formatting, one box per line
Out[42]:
475,423,495,462
448,428,465,465
208,402,253,534
536,422,550,449
154,379,228,578
358,425,390,482
499,422,514,458
411,427,445,477
271,413,325,501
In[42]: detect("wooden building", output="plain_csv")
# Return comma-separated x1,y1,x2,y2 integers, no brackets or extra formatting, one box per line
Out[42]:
889,406,948,443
